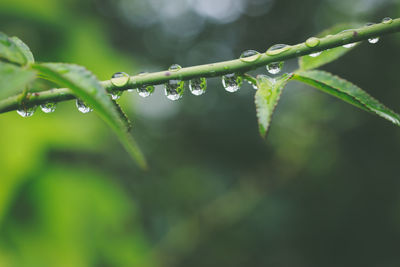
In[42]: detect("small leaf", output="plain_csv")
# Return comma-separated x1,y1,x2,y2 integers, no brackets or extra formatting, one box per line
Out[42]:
293,70,400,126
112,99,132,131
10,36,34,64
0,61,36,99
0,32,27,65
255,73,292,137
32,63,147,168
299,23,362,71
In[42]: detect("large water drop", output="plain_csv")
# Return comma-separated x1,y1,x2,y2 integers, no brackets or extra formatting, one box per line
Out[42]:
17,106,36,117
266,62,284,75
137,85,155,98
266,44,291,56
165,80,185,101
40,102,56,113
189,77,207,96
111,72,130,87
76,99,93,113
240,50,261,63
222,74,242,93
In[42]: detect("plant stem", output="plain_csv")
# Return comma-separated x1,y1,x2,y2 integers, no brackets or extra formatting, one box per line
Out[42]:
1,18,400,114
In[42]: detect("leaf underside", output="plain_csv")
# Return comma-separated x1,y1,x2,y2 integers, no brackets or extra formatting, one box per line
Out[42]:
294,70,400,126
0,61,36,99
0,32,29,66
10,36,35,64
299,23,362,71
255,74,292,137
32,63,147,169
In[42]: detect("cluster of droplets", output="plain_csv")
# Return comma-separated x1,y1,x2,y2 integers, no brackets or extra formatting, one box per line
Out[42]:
17,101,58,117
19,17,397,118
17,106,37,117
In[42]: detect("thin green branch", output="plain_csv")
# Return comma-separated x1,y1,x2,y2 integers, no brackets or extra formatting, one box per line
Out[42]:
1,18,400,114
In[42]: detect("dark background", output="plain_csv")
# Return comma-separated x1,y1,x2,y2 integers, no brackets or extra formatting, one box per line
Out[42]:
0,0,400,266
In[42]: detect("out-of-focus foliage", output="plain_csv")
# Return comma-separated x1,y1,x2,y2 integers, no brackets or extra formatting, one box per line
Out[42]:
1,0,400,266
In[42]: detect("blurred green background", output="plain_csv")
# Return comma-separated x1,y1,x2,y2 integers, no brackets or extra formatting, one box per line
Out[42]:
1,0,400,266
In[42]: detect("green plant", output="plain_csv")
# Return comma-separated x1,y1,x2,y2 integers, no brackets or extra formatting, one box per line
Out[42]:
0,17,399,168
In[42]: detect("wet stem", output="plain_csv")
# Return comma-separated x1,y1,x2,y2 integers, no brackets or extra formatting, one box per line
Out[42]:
0,17,399,114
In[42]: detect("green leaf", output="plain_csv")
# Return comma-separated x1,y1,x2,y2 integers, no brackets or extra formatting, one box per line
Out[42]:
32,63,147,169
255,74,292,137
10,36,35,64
293,70,400,126
0,32,27,65
299,23,362,71
0,61,36,99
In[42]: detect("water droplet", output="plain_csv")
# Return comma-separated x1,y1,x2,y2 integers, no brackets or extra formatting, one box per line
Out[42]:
266,44,291,56
340,30,357,48
246,80,258,90
309,51,322,57
189,77,207,96
137,84,155,98
222,73,242,93
76,99,93,113
305,37,320,48
17,106,36,117
266,62,284,75
111,72,130,87
110,90,123,100
165,80,185,101
240,50,261,63
169,64,182,72
40,102,56,113
368,37,380,44
382,17,393,24
343,43,357,48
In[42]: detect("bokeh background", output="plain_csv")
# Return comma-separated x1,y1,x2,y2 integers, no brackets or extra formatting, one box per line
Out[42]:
1,0,400,266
